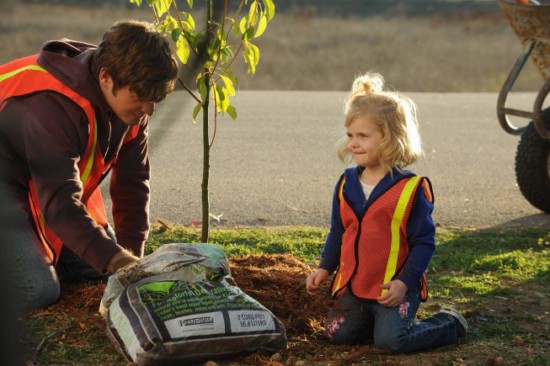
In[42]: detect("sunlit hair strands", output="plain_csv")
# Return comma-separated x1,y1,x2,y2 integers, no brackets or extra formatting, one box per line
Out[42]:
337,72,423,172
91,20,178,103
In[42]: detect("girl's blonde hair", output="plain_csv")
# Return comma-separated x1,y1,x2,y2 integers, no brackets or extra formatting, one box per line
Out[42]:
337,72,423,172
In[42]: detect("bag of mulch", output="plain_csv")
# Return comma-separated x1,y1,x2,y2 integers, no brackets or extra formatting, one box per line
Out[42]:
101,243,287,365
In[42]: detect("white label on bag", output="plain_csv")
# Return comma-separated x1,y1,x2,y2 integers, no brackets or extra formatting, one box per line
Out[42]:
165,311,225,338
228,310,276,333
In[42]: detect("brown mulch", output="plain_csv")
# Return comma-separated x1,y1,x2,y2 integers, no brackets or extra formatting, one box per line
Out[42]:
229,254,330,336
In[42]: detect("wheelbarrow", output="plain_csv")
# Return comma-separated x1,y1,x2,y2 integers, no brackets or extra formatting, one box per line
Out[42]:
497,0,550,212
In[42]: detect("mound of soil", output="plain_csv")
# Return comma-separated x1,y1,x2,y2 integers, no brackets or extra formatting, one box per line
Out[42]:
229,254,330,336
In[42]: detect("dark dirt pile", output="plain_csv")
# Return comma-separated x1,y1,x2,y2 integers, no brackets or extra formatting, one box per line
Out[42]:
229,254,331,336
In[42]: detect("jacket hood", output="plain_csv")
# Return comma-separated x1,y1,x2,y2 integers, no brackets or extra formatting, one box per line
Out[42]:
37,39,110,119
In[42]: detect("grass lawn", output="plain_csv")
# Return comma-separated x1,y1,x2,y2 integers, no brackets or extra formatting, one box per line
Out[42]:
18,225,549,366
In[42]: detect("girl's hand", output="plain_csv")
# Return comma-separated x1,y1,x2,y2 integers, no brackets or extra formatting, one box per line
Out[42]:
375,280,408,307
306,268,330,295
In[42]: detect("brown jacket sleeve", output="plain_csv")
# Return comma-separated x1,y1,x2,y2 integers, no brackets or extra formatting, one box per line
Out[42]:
109,117,151,257
6,93,124,273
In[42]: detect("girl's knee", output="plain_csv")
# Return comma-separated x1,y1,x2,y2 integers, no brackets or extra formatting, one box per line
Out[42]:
324,315,371,345
326,328,358,345
374,332,406,352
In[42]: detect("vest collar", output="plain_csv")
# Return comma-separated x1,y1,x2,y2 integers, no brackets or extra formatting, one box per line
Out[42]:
343,166,416,216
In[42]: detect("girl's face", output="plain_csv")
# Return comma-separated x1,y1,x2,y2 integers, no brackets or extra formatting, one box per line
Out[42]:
346,115,383,169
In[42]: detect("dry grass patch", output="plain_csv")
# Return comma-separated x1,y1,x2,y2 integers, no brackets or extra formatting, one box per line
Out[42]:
0,2,543,92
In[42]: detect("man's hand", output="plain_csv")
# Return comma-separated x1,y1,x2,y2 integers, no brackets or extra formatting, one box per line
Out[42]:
106,249,139,273
375,279,408,307
305,268,330,295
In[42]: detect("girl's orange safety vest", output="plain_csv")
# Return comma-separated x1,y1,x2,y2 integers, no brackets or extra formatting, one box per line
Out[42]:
331,176,431,301
0,54,139,264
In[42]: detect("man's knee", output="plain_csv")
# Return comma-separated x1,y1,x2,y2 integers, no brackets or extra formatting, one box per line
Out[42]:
17,266,60,311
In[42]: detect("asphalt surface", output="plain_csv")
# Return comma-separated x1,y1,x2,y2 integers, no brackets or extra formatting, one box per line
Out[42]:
113,90,550,230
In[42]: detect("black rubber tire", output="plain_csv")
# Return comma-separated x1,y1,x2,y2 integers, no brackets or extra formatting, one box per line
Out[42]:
515,108,550,213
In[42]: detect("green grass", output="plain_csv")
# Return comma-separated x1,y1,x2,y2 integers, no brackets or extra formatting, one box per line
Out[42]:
23,225,550,365
146,225,328,262
429,229,549,300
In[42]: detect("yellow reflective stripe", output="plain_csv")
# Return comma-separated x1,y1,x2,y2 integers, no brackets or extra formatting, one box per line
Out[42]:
80,117,97,184
332,265,344,296
338,177,345,212
382,176,421,292
0,64,46,82
332,177,346,296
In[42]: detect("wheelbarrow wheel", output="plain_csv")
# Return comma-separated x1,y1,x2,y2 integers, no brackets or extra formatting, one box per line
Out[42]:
515,108,550,213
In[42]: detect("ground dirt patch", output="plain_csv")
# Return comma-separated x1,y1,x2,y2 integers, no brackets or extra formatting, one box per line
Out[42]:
25,254,548,366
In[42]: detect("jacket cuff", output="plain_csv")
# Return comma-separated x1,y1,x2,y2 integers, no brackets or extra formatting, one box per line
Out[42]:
116,235,145,257
319,257,339,275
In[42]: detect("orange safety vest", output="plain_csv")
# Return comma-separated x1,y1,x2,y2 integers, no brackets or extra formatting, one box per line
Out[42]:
331,175,431,301
0,54,139,264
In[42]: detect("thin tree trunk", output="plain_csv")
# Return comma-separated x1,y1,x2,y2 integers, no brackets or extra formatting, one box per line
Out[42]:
200,0,214,243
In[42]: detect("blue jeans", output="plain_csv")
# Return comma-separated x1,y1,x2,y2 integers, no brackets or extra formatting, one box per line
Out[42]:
0,181,112,311
0,181,60,311
324,286,460,353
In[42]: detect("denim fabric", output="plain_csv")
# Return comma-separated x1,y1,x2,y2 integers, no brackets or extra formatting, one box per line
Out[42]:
0,182,114,311
0,182,60,311
324,286,460,353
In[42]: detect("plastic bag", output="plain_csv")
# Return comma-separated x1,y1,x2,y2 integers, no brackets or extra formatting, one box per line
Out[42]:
101,243,287,365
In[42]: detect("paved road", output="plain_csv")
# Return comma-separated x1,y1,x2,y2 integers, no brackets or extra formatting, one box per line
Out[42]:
112,90,550,230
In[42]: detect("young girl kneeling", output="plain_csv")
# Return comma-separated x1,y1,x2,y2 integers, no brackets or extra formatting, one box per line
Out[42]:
306,72,467,353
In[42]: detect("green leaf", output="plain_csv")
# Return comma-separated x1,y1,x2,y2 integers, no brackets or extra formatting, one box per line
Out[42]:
248,1,258,26
192,102,202,124
210,37,222,61
243,41,260,74
146,0,156,6
254,15,267,38
223,68,240,89
220,74,235,96
215,84,229,112
157,15,177,33
181,12,195,30
242,27,254,41
220,46,233,63
227,105,237,120
263,0,276,21
154,0,172,17
130,0,142,6
197,74,208,102
186,0,193,8
239,17,248,34
212,84,221,110
232,18,241,38
171,28,181,42
176,37,190,64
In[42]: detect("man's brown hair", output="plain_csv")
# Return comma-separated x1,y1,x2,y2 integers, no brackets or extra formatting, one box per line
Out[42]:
91,20,178,102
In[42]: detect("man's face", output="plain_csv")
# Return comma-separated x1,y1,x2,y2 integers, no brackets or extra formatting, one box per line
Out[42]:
99,68,155,126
